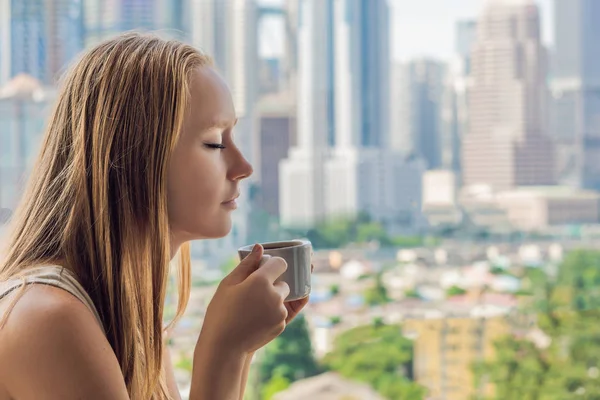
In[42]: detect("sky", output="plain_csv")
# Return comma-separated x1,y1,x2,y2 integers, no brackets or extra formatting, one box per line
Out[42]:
257,0,554,61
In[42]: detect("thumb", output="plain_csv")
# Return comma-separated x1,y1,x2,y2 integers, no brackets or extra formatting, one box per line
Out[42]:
224,244,265,285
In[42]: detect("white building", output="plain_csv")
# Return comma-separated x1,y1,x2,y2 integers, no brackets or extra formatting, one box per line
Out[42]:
279,0,333,228
280,0,410,229
495,186,600,231
462,0,554,191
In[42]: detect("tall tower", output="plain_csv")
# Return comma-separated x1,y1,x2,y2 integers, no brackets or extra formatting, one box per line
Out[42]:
279,0,335,227
83,0,186,47
440,20,477,176
0,75,56,210
279,0,412,227
0,0,84,85
462,0,554,191
392,59,446,169
333,0,389,149
551,0,600,189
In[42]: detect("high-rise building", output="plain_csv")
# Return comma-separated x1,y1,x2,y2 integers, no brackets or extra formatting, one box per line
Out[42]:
440,20,477,175
189,0,258,146
280,0,395,228
333,0,390,148
391,59,446,170
279,0,334,227
0,0,85,85
456,20,478,62
462,0,554,191
83,0,186,47
551,0,600,190
0,74,56,210
254,92,296,217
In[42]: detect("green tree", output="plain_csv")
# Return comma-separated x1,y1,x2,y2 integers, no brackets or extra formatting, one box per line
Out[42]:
329,284,340,296
474,250,600,399
261,370,291,400
404,288,420,299
446,285,467,297
258,314,321,386
364,273,391,306
356,222,389,244
323,322,425,399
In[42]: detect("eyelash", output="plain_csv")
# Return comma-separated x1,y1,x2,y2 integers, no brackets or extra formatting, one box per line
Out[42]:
204,143,227,150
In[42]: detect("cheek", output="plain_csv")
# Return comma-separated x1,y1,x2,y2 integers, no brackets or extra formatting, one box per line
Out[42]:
167,150,227,231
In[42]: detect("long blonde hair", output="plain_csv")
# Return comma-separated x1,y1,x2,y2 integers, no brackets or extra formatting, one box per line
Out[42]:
0,33,211,399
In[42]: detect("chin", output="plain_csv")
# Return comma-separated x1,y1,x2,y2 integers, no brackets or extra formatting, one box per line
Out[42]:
204,219,233,240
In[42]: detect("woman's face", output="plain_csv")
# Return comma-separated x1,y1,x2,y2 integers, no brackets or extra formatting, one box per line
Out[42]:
167,67,253,247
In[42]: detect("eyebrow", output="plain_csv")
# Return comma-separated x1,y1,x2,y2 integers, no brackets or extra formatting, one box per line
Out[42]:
206,118,238,130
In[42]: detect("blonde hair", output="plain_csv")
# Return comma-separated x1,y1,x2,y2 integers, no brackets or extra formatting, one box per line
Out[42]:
0,33,212,399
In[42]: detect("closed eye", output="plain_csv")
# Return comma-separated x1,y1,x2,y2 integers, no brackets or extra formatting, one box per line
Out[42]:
204,143,227,150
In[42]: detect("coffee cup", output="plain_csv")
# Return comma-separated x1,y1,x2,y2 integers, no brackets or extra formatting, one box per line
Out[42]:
238,240,312,302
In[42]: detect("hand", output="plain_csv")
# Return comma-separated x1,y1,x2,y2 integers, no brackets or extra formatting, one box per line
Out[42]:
199,244,290,355
284,264,314,324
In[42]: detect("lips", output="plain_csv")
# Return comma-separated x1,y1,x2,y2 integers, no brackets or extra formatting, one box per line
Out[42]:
222,192,240,204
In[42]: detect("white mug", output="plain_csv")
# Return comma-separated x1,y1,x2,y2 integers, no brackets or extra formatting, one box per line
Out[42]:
238,240,312,302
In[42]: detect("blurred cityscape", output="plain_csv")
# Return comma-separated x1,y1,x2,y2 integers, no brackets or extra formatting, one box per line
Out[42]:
2,0,600,399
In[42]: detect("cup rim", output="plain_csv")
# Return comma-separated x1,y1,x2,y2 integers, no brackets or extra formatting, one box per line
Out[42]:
238,239,310,253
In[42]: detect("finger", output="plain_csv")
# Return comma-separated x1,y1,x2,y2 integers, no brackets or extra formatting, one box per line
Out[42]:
225,244,264,284
273,281,290,300
254,256,288,283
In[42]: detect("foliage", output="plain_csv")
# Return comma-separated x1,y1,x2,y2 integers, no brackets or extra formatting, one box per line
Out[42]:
330,316,342,326
323,322,425,399
174,353,193,373
330,284,340,296
364,273,391,306
258,315,321,387
261,370,291,400
474,250,600,399
404,288,420,299
295,213,428,250
446,285,467,297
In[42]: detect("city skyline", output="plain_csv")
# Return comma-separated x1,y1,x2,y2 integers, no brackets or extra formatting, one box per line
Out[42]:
462,0,555,190
258,0,554,61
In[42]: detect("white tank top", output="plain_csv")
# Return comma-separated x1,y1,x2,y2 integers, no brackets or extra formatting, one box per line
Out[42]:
0,265,105,334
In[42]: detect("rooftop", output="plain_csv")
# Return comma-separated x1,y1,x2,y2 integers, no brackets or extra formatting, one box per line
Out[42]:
273,372,385,400
0,74,54,101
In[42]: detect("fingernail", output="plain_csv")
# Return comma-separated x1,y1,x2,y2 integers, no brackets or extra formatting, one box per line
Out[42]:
252,244,260,254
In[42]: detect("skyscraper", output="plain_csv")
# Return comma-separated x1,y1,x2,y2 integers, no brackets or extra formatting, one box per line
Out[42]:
440,20,477,175
83,0,186,47
462,0,554,191
391,59,446,170
334,0,390,148
189,0,258,143
551,0,600,189
254,92,296,217
279,0,334,227
280,0,408,228
0,74,56,210
0,0,84,85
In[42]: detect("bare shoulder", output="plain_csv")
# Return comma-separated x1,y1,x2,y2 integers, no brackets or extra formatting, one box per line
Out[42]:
0,284,130,400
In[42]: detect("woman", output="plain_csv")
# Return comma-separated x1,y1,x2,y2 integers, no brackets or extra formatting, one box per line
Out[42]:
0,33,309,399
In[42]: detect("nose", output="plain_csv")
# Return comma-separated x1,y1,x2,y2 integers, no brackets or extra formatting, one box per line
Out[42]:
227,148,253,181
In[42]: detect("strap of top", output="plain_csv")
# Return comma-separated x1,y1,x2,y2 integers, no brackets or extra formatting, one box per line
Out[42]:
0,266,105,334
